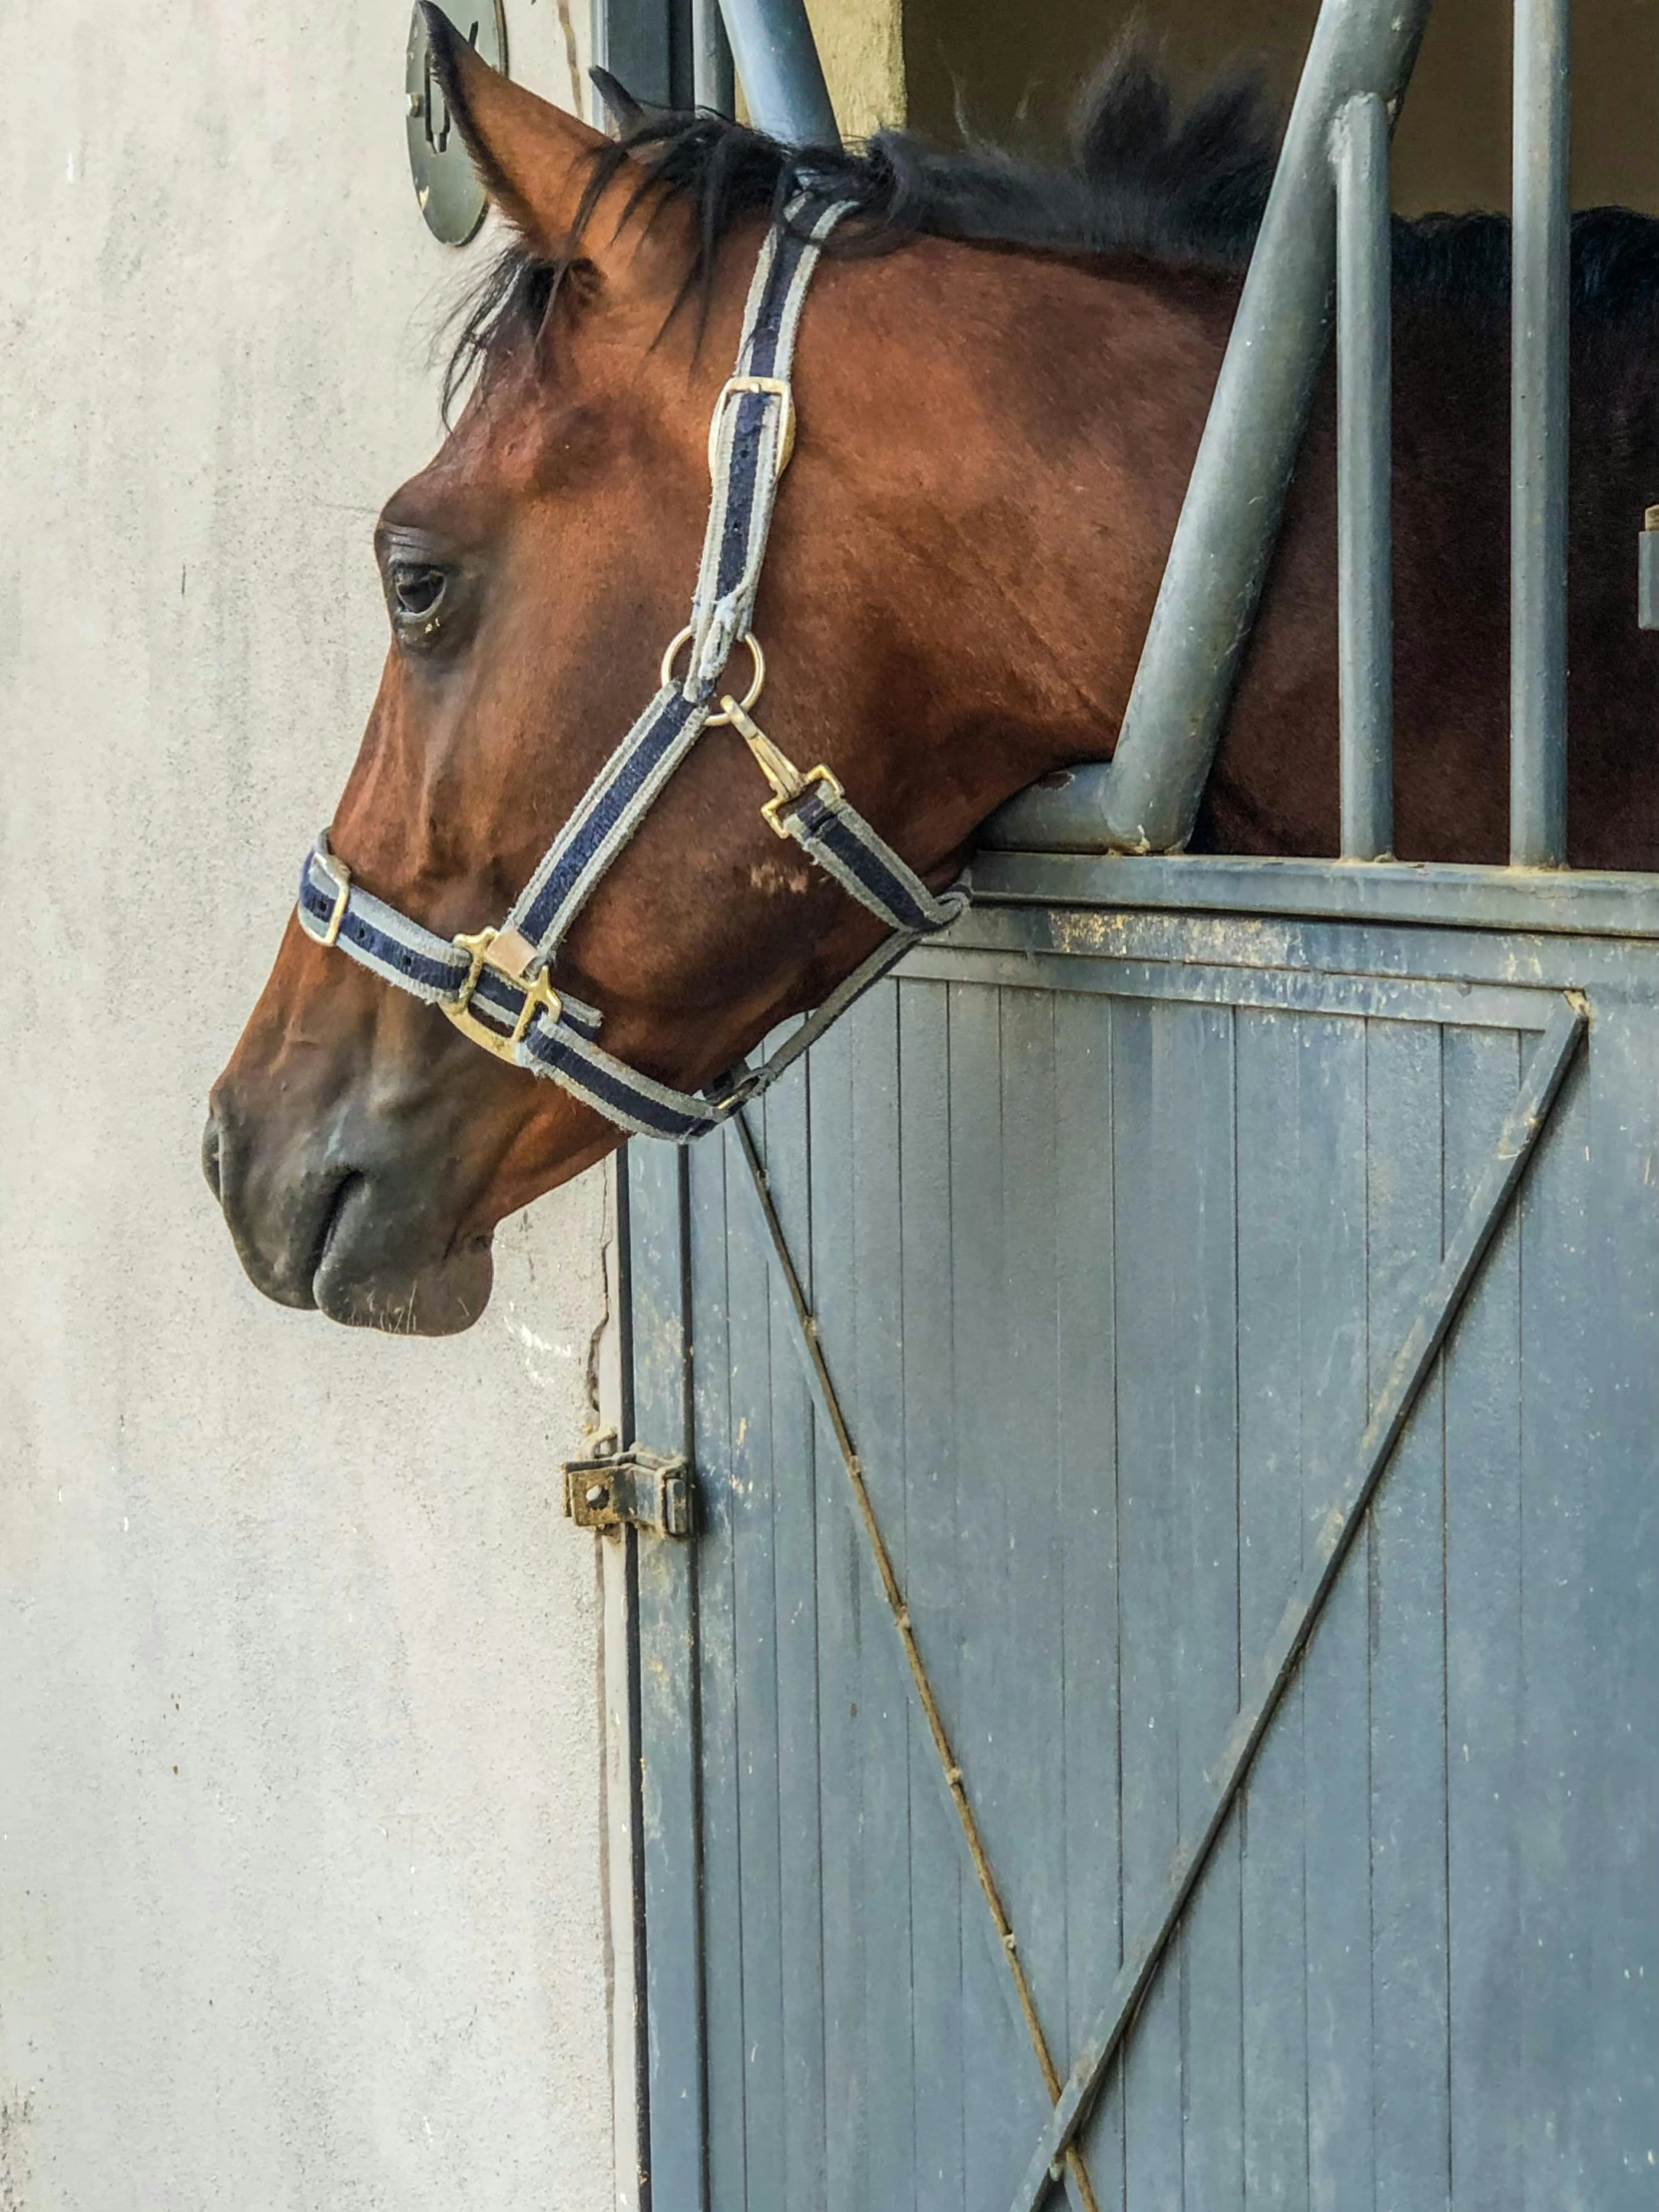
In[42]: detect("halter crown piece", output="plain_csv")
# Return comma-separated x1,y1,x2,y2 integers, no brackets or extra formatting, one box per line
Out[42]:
296,196,966,1142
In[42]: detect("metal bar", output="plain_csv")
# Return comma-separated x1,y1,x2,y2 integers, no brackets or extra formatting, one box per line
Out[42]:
1007,992,1588,2212
611,1163,653,2212
717,0,839,147
899,945,1561,1038
592,0,676,111
728,1105,1101,2212
627,1144,709,2211
692,0,735,116
965,839,1659,940
1098,0,1431,855
1510,0,1571,866
1334,91,1394,859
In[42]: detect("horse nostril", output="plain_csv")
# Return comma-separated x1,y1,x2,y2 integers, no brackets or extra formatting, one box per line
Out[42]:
201,1112,224,1202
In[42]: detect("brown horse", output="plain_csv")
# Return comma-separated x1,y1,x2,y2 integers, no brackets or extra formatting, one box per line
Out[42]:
206,12,1659,1334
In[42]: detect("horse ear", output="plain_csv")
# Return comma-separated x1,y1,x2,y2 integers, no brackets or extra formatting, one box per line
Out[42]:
421,3,621,260
590,67,647,134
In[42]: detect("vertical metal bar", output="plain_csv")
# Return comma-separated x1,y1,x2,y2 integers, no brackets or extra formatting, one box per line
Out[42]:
1334,92,1394,860
592,0,676,110
629,1144,708,2211
717,0,839,146
611,1157,654,2212
1510,0,1571,866
692,0,735,115
1099,0,1431,855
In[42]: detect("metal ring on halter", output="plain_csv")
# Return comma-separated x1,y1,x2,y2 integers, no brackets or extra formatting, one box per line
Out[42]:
659,627,766,726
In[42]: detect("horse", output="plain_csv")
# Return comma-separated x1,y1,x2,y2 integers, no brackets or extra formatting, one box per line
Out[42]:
206,6,1659,1335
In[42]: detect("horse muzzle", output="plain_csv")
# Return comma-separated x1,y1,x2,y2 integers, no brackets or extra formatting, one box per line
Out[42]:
203,1084,495,1337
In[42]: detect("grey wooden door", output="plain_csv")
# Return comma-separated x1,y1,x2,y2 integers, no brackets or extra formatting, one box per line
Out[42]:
622,892,1659,2212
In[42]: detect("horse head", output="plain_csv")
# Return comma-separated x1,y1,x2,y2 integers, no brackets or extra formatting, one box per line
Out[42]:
208,14,1186,1332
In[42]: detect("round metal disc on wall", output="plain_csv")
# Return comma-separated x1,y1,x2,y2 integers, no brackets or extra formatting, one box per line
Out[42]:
405,2,508,247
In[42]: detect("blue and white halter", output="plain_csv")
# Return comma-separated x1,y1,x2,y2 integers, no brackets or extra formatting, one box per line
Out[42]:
296,196,965,1142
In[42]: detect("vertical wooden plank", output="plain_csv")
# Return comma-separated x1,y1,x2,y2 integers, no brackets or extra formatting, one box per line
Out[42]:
1110,997,1185,2211
994,988,1071,2053
686,1130,746,2212
946,979,1052,2201
805,1012,869,2212
722,1103,788,2212
628,1141,708,2212
1517,997,1658,2207
1296,1015,1376,2212
1563,992,1659,2204
755,1048,829,2212
1512,1021,1589,2212
1169,1003,1244,2212
1365,1017,1451,2212
1055,991,1127,2212
897,978,967,2212
1440,1025,1524,2212
1234,1006,1310,2212
846,984,918,2207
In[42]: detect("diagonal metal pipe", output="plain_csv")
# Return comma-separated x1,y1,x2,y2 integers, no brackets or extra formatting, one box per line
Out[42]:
1098,0,1432,854
717,0,839,147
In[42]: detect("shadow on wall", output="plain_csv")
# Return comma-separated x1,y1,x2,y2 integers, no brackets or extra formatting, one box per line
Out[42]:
903,0,1659,216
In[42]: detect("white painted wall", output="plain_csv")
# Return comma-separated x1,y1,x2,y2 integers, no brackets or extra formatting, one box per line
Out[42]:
0,5,619,2206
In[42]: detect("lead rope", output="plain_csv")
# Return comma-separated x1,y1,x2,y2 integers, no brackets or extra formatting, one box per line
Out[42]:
728,1104,1101,2212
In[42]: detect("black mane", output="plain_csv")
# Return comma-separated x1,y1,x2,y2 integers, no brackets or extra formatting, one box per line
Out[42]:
444,51,1276,407
445,49,1659,412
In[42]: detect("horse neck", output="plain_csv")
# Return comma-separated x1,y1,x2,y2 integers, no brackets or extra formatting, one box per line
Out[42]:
820,239,1240,825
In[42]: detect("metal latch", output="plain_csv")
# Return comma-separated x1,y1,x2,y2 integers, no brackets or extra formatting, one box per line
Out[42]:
562,1445,694,1537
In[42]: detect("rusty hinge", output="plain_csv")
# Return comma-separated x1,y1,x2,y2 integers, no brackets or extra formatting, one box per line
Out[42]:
562,1444,694,1537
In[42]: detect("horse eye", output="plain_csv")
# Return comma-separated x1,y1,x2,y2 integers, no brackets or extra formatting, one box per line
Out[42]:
390,563,447,623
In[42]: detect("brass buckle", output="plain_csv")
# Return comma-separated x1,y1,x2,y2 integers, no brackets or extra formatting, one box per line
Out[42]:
718,694,844,836
761,761,843,838
442,926,562,1061
318,853,352,947
707,374,796,481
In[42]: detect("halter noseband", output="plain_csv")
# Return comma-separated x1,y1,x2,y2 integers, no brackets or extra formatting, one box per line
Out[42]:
295,196,966,1143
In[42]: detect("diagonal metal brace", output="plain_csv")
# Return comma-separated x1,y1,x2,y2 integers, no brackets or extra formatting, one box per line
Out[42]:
1008,990,1587,2212
730,1106,1102,2212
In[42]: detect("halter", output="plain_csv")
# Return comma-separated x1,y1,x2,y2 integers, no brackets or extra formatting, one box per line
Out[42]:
295,196,966,1142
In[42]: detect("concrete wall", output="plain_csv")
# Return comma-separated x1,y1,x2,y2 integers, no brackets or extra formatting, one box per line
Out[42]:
0,6,620,2209
807,0,906,136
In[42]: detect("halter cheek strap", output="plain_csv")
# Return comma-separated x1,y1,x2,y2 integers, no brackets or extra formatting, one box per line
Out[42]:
295,196,966,1144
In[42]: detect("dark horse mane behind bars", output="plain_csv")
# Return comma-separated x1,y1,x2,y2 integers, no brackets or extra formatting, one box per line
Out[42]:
446,49,1659,412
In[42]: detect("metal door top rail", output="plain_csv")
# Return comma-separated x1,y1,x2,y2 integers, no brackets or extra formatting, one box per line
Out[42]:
965,845,1659,942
